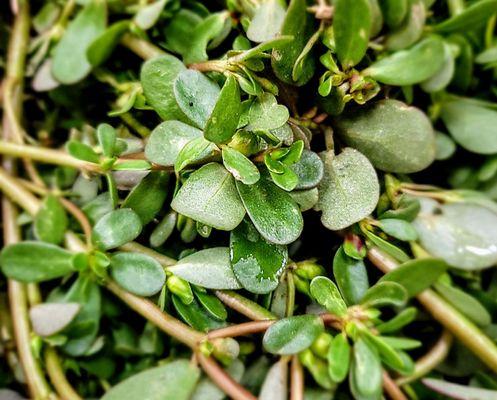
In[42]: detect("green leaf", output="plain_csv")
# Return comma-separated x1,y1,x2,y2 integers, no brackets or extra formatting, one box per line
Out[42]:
172,295,225,331
384,0,426,51
140,55,188,122
34,195,68,245
248,93,289,131
379,194,420,222
96,123,116,157
366,36,445,86
333,246,369,305
362,330,405,371
360,281,408,308
29,302,80,337
60,276,101,356
174,136,219,173
171,163,245,231
222,147,260,185
380,0,408,28
269,164,299,192
376,307,417,333
379,258,448,297
333,0,372,68
364,229,410,263
350,338,382,399
51,0,106,84
263,315,324,355
440,99,497,154
414,199,497,270
230,220,287,294
246,0,286,43
112,160,151,171
87,20,130,67
121,172,169,225
150,211,177,248
236,174,303,245
174,70,220,129
380,336,421,350
145,121,203,166
168,247,242,290
0,242,74,283
290,150,324,190
290,188,319,211
271,0,315,86
377,218,418,241
435,282,491,327
435,132,456,160
110,252,165,297
133,0,167,30
101,360,200,400
92,208,143,250
204,76,242,144
433,0,497,33
420,41,455,93
193,289,228,321
310,276,347,316
67,140,100,163
327,333,350,383
334,99,436,173
317,148,379,231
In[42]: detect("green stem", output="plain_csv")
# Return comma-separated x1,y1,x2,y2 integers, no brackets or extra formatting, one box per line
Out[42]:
120,33,164,60
447,0,464,16
367,246,497,374
45,347,83,400
119,113,151,138
0,141,102,173
214,291,277,321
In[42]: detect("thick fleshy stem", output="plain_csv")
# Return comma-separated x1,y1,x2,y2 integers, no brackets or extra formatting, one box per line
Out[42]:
290,356,304,400
368,246,497,374
45,347,83,400
382,371,408,400
214,290,278,321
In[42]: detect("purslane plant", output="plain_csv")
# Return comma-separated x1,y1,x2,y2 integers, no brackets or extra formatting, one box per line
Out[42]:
2,0,497,399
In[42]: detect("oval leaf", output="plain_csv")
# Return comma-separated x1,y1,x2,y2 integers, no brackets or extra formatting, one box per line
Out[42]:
34,195,68,245
309,276,347,316
263,315,324,355
317,148,379,231
171,163,246,231
92,209,143,250
29,302,80,337
168,247,242,290
222,147,260,185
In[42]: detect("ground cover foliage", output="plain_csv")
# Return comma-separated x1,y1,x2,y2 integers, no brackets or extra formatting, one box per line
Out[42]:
2,0,497,399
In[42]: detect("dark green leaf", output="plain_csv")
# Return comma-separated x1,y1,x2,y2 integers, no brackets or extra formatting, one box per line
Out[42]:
384,0,425,51
172,163,245,231
92,208,143,250
34,195,68,245
333,246,369,305
150,211,177,247
364,229,411,263
335,99,436,173
271,0,315,86
204,76,242,144
236,174,303,245
0,242,74,283
376,307,417,333
380,0,408,28
168,247,242,290
110,252,165,297
122,172,169,225
248,93,289,131
101,360,200,400
263,315,324,355
230,220,287,294
379,258,448,297
174,136,219,173
87,20,130,67
333,0,372,68
194,289,228,321
172,295,225,331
